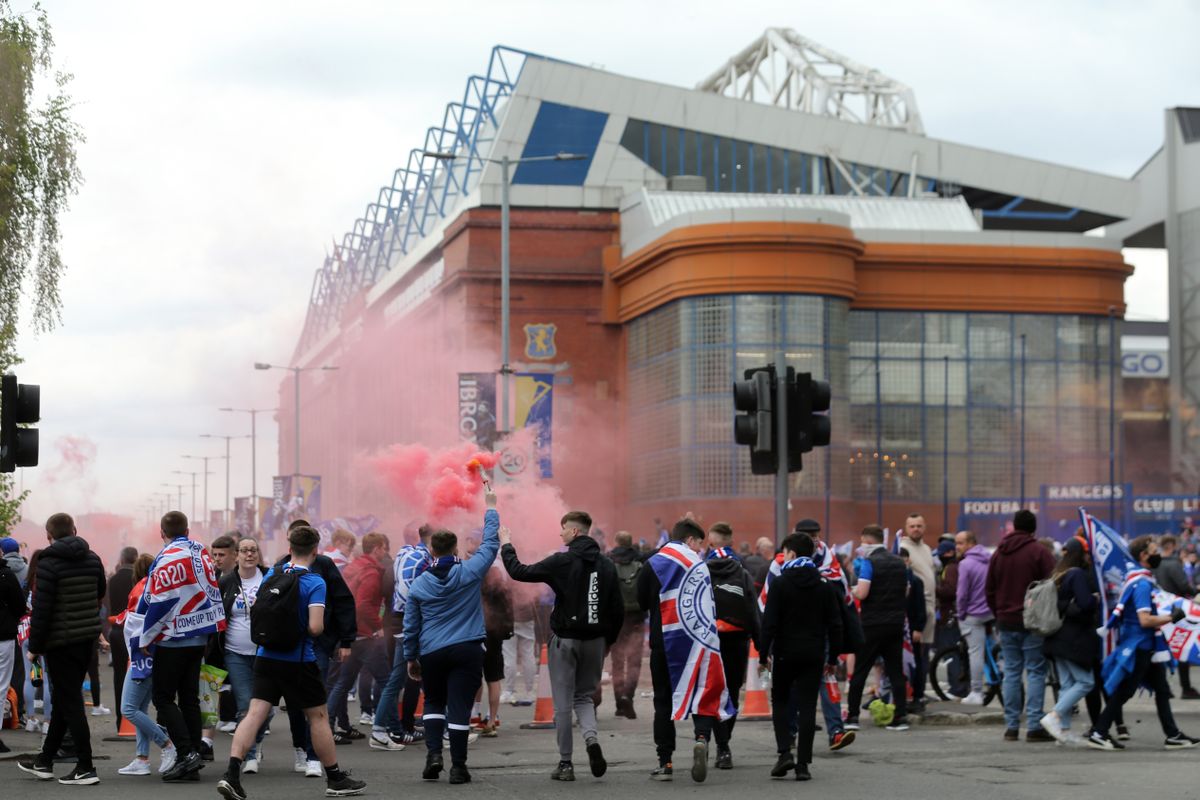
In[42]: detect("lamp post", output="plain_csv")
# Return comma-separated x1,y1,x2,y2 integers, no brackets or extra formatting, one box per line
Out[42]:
161,482,186,513
172,469,207,522
183,454,223,529
253,364,337,476
421,150,586,432
220,408,274,505
200,433,250,528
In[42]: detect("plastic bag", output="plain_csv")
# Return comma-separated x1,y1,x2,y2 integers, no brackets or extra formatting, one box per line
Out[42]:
199,664,229,728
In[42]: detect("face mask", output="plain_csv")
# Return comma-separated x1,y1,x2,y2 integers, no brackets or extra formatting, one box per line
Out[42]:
1147,553,1163,570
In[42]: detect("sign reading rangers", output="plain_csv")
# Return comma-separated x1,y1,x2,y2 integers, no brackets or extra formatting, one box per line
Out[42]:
648,541,735,721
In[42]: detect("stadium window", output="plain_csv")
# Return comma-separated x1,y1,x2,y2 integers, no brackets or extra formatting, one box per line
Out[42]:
754,145,769,193
683,129,698,180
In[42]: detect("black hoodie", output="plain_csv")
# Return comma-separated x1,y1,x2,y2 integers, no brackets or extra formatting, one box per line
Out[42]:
760,564,842,664
706,555,762,649
501,535,624,644
28,535,106,654
0,557,26,640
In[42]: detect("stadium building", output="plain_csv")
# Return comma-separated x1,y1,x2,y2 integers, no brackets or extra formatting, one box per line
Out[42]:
277,30,1196,543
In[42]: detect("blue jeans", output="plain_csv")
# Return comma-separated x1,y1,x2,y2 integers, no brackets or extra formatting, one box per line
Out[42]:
224,651,270,759
1051,658,1094,730
999,629,1047,732
327,637,390,732
374,636,422,735
120,671,168,758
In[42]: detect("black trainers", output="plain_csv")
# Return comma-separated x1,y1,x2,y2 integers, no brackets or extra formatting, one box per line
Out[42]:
1087,730,1116,751
1116,724,1131,741
200,741,215,761
162,751,203,781
325,771,367,796
58,767,100,786
217,773,247,800
691,738,707,783
448,764,471,785
422,752,444,781
795,763,812,782
843,717,860,731
331,731,353,746
715,748,732,770
649,763,673,781
1164,732,1200,749
586,741,607,777
885,717,911,732
17,756,54,781
337,727,365,741
771,751,795,778
551,761,575,781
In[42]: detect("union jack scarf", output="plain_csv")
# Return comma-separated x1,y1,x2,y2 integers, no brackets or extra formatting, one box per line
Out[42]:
126,538,225,678
759,543,849,611
706,546,736,561
649,542,735,721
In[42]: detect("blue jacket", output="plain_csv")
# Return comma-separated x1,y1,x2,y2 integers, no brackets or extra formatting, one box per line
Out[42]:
402,509,499,661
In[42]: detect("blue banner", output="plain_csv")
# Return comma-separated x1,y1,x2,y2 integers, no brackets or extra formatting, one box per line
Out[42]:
514,373,553,478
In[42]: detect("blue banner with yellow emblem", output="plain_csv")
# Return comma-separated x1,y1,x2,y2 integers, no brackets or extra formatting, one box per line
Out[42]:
514,373,553,478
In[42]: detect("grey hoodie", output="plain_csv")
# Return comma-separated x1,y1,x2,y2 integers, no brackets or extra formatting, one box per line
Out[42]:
3,551,27,588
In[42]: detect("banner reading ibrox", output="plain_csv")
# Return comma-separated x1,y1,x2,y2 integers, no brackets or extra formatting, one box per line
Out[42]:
1080,508,1200,664
514,373,553,478
458,372,498,450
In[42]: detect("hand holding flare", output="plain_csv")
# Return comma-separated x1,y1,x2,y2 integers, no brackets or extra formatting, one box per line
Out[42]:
467,458,492,492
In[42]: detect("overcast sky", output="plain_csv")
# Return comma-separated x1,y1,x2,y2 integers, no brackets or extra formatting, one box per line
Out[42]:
12,0,1193,525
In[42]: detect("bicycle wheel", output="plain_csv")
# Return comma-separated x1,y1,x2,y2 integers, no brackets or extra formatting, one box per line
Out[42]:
984,641,1003,706
930,645,969,701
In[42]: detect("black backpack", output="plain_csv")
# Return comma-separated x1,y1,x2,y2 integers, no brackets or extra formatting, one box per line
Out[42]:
250,570,304,651
711,564,754,631
615,560,642,613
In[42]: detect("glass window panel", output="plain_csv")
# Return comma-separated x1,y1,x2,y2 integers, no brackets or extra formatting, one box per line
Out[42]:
969,360,1014,406
735,295,781,343
753,143,769,193
691,448,734,496
691,349,731,395
697,132,714,189
1022,362,1056,406
683,129,699,181
784,295,825,345
924,359,966,407
969,314,1012,358
970,407,1014,452
663,126,681,178
620,119,645,161
788,151,805,193
1013,315,1056,360
925,313,966,355
769,148,787,194
849,311,876,358
880,360,922,403
694,297,731,345
849,359,877,404
646,123,664,174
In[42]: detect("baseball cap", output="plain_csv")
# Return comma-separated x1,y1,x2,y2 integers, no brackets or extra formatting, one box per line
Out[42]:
0,537,19,554
794,518,821,534
936,540,956,560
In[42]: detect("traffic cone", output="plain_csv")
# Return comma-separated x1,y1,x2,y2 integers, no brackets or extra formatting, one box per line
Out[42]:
738,643,772,721
102,712,137,742
519,644,555,730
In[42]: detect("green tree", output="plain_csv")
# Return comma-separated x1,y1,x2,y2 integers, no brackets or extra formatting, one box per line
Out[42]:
0,0,83,364
0,471,27,535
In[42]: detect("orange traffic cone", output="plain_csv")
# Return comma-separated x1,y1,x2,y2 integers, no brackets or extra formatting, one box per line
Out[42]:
414,691,424,719
102,713,137,742
738,643,772,721
519,644,555,730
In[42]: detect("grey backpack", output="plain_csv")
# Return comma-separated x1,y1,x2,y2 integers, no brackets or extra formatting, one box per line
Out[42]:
1023,578,1063,636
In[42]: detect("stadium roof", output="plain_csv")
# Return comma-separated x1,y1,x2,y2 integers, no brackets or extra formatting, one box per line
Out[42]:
295,36,1142,359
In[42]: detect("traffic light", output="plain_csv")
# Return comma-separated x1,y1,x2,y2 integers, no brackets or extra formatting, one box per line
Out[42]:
733,367,777,475
1,374,39,472
790,372,832,456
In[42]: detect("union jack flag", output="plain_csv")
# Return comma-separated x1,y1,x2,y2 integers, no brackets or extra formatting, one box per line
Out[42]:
128,537,224,654
649,542,735,721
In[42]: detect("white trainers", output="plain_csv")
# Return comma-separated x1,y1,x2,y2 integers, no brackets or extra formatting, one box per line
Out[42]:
118,758,151,776
499,691,514,705
243,757,259,774
1040,712,1065,742
25,716,41,733
369,731,405,751
158,743,177,775
305,760,323,778
294,748,307,773
90,705,112,716
960,691,985,706
358,712,374,727
218,721,238,734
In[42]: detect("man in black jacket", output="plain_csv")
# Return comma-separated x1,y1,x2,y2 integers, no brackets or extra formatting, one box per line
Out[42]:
845,525,910,732
760,532,842,782
0,550,27,755
107,546,137,734
607,531,645,719
1156,535,1199,699
705,522,761,769
18,513,106,785
279,519,357,778
500,511,623,782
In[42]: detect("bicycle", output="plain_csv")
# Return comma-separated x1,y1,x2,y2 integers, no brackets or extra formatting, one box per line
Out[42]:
930,633,1004,705
931,631,1061,706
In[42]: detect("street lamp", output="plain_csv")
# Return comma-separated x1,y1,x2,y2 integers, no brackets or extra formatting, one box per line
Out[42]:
200,433,250,528
161,482,187,514
171,469,208,522
253,363,337,476
183,454,224,529
421,149,587,432
219,408,275,504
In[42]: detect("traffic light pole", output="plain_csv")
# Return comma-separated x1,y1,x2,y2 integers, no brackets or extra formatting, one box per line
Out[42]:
774,351,789,548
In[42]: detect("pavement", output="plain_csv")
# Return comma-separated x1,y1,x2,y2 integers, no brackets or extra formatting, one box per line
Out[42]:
3,690,1200,800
